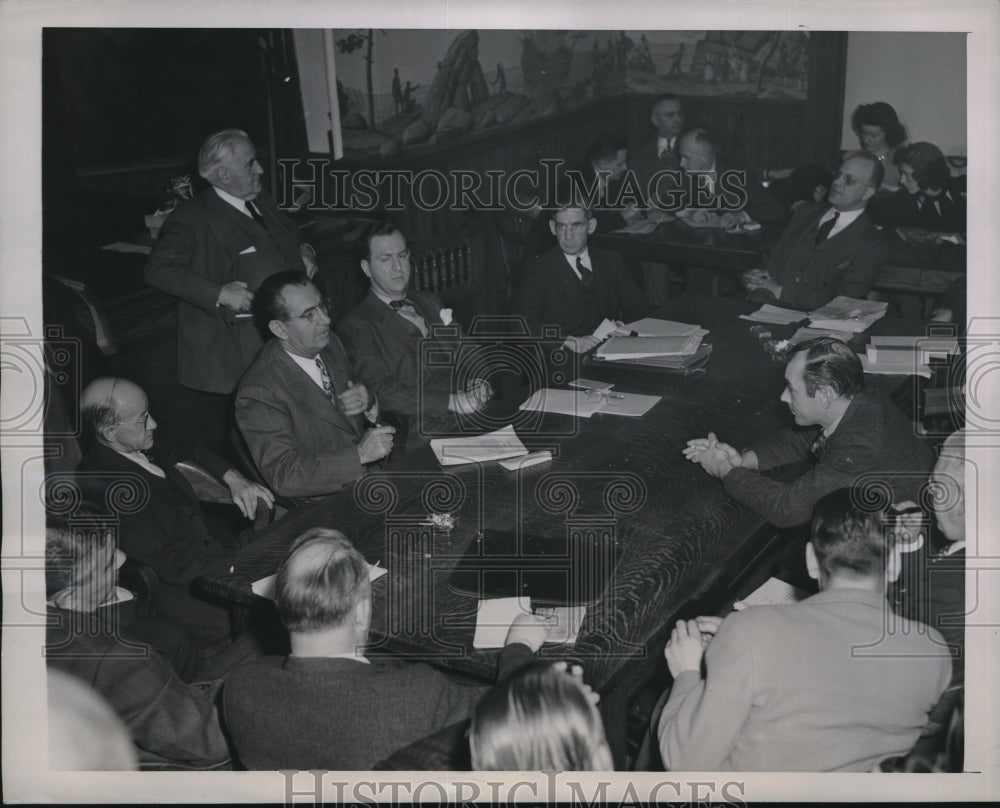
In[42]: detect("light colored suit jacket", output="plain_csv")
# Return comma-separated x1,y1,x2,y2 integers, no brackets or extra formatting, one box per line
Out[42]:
235,337,367,498
658,588,952,772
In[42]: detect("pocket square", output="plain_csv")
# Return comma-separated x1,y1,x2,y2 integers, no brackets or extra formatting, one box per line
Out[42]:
239,246,258,255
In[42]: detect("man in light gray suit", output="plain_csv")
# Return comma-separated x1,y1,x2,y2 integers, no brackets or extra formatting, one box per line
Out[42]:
235,271,394,499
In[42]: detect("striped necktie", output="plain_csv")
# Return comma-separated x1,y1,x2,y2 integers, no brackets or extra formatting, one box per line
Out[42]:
315,356,338,407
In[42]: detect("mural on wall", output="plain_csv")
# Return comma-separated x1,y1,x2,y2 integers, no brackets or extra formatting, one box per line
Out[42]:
332,29,809,158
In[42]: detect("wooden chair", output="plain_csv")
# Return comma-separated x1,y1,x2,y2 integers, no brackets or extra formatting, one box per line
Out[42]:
492,207,542,306
408,226,486,327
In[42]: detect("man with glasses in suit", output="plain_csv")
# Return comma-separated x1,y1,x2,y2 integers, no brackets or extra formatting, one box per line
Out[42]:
743,151,892,310
235,271,394,500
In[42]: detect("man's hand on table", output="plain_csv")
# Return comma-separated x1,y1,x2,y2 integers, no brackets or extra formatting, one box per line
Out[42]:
222,469,275,519
683,432,744,479
505,613,550,652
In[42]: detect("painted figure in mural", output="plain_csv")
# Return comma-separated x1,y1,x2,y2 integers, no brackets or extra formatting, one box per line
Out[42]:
667,43,685,77
391,68,403,116
703,52,717,83
337,78,349,115
493,62,507,95
403,81,420,113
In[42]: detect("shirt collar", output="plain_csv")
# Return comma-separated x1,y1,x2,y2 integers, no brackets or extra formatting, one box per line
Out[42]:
214,185,255,215
821,206,864,228
372,288,408,307
562,248,592,278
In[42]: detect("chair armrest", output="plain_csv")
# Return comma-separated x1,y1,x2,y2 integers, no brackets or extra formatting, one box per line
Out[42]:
175,460,232,504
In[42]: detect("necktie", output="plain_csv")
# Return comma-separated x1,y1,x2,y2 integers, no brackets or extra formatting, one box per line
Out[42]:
576,257,593,288
245,200,267,228
809,432,828,458
389,299,428,337
814,211,839,245
315,356,338,407
658,138,674,159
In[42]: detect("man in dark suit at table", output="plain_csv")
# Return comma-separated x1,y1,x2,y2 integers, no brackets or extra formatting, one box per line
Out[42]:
684,337,933,528
78,377,273,654
143,129,318,450
629,94,685,207
511,201,652,354
336,223,492,433
676,128,784,228
657,488,951,771
235,271,395,500
223,527,548,770
743,151,893,310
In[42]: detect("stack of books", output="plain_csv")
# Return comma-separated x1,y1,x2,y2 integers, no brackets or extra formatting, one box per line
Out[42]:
861,335,959,377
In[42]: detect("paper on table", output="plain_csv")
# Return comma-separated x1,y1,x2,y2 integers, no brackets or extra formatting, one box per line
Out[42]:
597,334,702,359
519,389,602,418
788,326,849,346
868,335,959,362
498,451,553,471
472,597,586,648
808,296,888,333
252,563,386,601
733,577,809,610
430,424,529,466
860,356,932,379
592,318,619,340
611,218,661,234
597,392,661,417
738,304,808,325
568,378,614,391
618,318,703,338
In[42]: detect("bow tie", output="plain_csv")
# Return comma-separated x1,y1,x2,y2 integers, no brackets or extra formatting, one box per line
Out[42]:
389,298,416,310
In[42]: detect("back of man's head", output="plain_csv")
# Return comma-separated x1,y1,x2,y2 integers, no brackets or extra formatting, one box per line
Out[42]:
197,128,250,181
790,337,864,398
45,516,118,611
252,270,313,337
585,131,627,168
274,527,371,634
810,487,892,582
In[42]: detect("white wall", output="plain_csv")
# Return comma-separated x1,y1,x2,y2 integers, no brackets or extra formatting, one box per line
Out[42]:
842,32,966,156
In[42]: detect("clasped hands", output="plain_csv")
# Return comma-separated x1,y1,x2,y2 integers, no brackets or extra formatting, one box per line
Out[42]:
449,378,493,415
742,268,782,298
683,431,743,479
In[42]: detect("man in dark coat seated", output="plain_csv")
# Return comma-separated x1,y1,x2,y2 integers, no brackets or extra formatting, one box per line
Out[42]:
223,527,548,770
684,337,933,528
78,377,273,655
511,200,651,355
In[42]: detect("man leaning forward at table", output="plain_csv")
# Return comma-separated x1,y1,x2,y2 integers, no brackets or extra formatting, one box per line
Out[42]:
336,222,493,432
235,271,395,500
684,337,933,528
742,150,892,310
511,199,652,354
223,527,549,770
656,488,951,772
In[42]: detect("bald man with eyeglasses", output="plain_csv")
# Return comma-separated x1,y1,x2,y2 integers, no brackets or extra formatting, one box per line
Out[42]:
235,270,394,500
743,150,893,310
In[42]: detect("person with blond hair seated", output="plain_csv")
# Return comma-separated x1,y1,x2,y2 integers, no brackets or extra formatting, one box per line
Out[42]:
469,660,613,771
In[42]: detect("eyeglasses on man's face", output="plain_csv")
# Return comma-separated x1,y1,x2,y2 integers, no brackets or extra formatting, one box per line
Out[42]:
288,298,332,325
115,412,152,429
831,171,871,189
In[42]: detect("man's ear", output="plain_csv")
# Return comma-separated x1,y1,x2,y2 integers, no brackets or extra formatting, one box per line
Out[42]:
805,541,820,581
548,220,557,237
268,319,287,340
587,217,598,236
354,595,371,633
214,165,229,189
862,184,876,203
360,259,372,280
816,384,836,408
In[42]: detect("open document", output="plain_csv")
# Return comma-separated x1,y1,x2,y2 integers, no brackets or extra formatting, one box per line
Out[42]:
808,296,888,333
429,424,528,466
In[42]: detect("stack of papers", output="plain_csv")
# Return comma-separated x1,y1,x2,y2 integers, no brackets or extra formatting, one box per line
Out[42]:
430,425,528,466
472,597,586,648
596,334,703,360
519,389,661,418
788,326,850,346
808,296,888,333
617,318,705,338
861,336,957,379
739,304,809,325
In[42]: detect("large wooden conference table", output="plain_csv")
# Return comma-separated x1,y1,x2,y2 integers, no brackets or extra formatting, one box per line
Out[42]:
197,293,929,765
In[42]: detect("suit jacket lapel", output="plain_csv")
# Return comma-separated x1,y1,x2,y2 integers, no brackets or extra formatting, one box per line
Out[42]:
269,342,362,437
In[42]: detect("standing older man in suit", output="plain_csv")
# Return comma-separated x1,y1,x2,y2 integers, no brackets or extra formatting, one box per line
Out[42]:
628,94,685,206
511,201,651,354
144,129,318,448
743,151,893,310
235,271,395,500
336,223,492,431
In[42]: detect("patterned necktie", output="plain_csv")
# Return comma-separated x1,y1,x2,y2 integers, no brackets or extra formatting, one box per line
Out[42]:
315,356,338,407
814,211,839,245
576,257,593,289
389,299,428,337
809,431,828,458
245,200,267,229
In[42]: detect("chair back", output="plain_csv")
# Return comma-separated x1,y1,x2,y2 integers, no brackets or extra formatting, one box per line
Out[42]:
408,227,486,325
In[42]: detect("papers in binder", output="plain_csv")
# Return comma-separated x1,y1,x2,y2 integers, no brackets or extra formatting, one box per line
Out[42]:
472,597,586,648
617,318,704,338
739,304,809,325
429,424,528,466
733,577,809,610
596,334,703,360
252,562,386,601
808,296,888,333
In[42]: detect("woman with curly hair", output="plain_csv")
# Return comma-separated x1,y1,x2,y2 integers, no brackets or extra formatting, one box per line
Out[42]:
850,101,908,191
869,141,966,233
